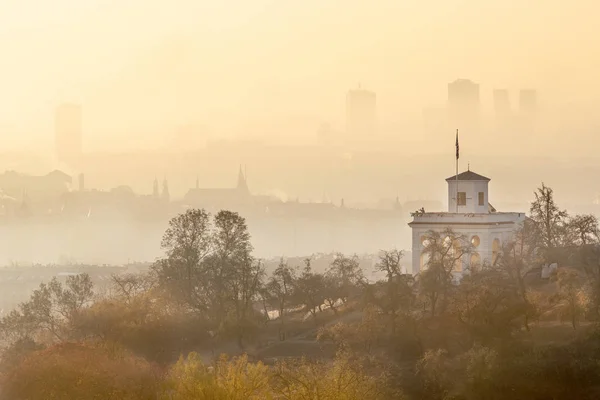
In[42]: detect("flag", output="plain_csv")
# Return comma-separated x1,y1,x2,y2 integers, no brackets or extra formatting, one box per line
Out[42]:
455,130,459,160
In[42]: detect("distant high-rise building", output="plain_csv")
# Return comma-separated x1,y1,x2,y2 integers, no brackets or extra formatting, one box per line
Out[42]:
493,89,511,118
55,104,82,165
346,86,377,138
447,79,480,130
519,89,537,115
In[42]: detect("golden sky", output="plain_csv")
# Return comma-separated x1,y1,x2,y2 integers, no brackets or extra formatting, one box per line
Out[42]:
0,0,598,150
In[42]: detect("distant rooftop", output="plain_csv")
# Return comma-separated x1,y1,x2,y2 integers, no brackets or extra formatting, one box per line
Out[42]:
446,170,490,182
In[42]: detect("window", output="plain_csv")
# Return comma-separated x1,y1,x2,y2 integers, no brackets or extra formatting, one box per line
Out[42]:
457,192,466,206
478,192,485,206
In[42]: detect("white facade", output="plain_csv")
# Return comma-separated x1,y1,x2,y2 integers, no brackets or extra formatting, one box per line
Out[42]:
409,170,525,276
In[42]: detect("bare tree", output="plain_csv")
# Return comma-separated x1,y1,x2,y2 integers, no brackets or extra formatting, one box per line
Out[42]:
263,259,297,340
228,255,265,350
529,183,569,261
153,208,213,314
327,253,365,305
556,269,587,330
567,214,600,246
293,260,326,323
496,220,540,331
110,272,156,304
0,274,94,344
368,249,415,336
419,229,473,317
449,266,527,345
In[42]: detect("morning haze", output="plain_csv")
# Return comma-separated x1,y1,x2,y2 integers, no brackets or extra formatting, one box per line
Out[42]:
0,0,597,258
1,2,600,398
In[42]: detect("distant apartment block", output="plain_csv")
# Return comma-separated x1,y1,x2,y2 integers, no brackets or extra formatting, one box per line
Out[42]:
346,86,377,137
519,89,537,115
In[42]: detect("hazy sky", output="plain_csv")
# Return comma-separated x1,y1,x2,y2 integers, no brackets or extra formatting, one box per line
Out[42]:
0,0,598,150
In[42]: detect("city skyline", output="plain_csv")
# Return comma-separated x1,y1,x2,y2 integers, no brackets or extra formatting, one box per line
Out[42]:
1,0,599,152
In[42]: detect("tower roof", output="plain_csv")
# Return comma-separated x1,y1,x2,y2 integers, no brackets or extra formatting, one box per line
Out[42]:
445,170,490,182
237,165,249,193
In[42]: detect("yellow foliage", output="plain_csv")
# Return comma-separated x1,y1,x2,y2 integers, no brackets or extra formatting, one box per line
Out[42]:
274,352,388,400
162,351,389,400
163,353,273,400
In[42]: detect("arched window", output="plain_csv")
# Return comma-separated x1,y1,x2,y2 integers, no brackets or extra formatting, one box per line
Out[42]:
470,253,481,269
471,235,480,247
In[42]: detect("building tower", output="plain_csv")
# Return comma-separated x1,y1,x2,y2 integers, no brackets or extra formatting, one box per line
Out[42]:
55,103,82,165
409,169,525,277
519,89,537,115
237,165,249,195
346,85,377,139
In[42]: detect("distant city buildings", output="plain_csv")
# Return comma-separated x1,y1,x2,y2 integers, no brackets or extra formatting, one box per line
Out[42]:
55,104,82,165
183,166,251,210
345,86,377,139
447,79,480,131
519,89,537,116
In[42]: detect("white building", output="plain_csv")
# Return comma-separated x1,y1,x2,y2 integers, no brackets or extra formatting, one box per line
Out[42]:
408,169,526,276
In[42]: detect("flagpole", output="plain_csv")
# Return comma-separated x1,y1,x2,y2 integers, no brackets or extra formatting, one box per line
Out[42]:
455,129,459,213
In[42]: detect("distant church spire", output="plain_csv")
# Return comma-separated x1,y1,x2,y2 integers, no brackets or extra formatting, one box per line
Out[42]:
237,165,249,193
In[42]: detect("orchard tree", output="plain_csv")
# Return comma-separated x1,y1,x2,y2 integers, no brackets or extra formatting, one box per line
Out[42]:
153,208,264,347
367,249,416,336
0,274,94,343
572,244,600,318
293,259,327,323
449,266,528,345
327,253,365,304
153,208,213,314
555,269,587,330
110,272,156,304
496,219,540,331
567,214,600,246
419,229,473,317
529,183,569,261
263,259,296,340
